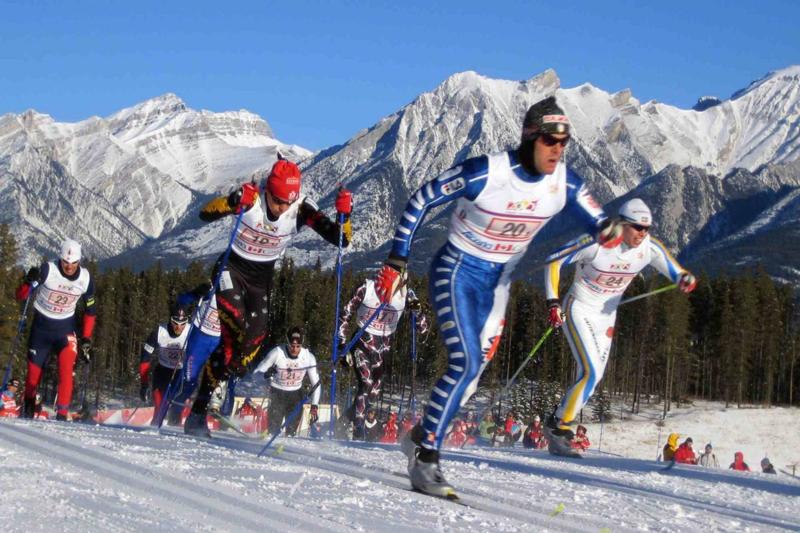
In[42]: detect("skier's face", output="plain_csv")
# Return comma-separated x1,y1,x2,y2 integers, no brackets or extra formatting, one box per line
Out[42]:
265,189,295,216
622,222,649,247
60,259,79,276
533,133,569,175
288,340,302,356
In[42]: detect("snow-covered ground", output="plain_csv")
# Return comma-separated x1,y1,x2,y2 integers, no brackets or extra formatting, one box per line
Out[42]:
1,400,799,532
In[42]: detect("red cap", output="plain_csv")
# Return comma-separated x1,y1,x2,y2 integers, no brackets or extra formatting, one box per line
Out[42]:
266,160,301,202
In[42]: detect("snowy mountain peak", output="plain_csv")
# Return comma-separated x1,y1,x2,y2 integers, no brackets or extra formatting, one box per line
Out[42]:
731,65,800,100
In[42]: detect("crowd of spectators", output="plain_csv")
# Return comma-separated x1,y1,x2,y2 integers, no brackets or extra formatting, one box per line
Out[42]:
662,432,776,474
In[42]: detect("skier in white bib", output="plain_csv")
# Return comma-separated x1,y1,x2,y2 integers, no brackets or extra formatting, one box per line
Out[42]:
374,96,624,498
543,198,697,455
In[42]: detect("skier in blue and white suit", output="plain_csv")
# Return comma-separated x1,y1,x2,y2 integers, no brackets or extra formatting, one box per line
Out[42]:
543,198,697,456
374,96,624,497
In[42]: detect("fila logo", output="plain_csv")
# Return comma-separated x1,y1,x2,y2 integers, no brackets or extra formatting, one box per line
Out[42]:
441,177,465,196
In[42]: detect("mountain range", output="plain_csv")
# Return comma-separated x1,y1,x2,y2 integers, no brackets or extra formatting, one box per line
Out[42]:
1,66,798,283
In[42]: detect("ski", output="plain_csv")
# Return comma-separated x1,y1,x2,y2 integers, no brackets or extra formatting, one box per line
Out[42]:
208,411,261,439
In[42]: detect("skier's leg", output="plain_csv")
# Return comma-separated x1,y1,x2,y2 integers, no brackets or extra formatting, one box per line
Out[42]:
366,337,387,411
284,389,305,436
351,342,372,440
22,329,51,418
267,388,284,435
55,334,78,419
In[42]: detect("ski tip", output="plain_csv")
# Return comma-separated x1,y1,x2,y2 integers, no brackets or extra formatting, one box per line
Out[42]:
445,490,459,501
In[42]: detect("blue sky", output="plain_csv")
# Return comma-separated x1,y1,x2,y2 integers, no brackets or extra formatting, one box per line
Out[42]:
1,0,798,150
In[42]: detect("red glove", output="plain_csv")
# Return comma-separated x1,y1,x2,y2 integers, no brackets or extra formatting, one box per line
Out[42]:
375,262,403,304
546,299,564,329
678,272,697,293
237,183,259,210
597,218,623,248
335,187,353,215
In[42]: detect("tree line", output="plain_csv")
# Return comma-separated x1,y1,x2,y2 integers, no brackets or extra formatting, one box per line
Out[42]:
0,224,798,417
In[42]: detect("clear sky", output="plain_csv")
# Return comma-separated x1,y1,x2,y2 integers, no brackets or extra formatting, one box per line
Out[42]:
1,0,798,150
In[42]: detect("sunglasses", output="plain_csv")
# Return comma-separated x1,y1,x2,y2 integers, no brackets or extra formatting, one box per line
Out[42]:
539,134,570,147
628,223,650,232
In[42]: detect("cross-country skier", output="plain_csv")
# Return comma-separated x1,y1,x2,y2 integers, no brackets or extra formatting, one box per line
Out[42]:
16,239,96,421
543,198,696,456
184,157,352,437
337,278,428,439
139,303,190,425
166,282,222,424
376,96,623,497
253,327,320,437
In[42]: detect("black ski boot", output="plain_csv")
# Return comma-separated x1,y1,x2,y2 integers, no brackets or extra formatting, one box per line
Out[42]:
20,397,35,419
184,411,211,438
56,413,68,422
544,415,581,458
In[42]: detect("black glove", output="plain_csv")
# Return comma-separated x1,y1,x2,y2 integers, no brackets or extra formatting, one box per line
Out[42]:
25,267,40,284
139,383,148,402
263,366,277,380
78,338,92,364
193,282,213,298
407,298,422,312
338,345,352,367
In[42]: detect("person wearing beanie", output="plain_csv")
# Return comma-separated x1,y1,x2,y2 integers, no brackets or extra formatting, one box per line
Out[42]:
379,95,618,498
674,437,698,464
698,443,719,468
542,197,696,457
184,156,353,437
15,238,96,421
760,457,777,474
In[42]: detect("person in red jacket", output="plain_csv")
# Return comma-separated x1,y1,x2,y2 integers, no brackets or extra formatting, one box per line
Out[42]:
729,451,751,471
571,424,591,451
523,415,547,449
380,412,399,443
398,411,416,441
445,420,468,449
674,437,698,465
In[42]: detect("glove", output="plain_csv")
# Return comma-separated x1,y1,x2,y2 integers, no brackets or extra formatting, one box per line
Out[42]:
407,298,422,313
546,299,564,329
597,218,623,248
229,182,259,210
263,366,277,380
375,257,406,303
78,337,92,364
678,272,697,293
335,187,353,216
25,267,40,284
193,282,213,298
139,383,148,402
309,404,319,423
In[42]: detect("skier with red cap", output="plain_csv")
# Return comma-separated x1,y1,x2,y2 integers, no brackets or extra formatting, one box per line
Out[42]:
185,156,353,436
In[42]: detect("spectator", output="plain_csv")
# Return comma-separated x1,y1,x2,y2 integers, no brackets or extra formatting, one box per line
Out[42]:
729,451,751,472
399,411,416,441
501,412,523,447
674,437,697,465
698,443,719,468
523,415,547,449
663,433,680,462
478,413,498,444
0,378,20,415
760,457,776,475
463,410,478,437
364,409,382,442
380,412,399,444
571,424,591,451
445,420,468,449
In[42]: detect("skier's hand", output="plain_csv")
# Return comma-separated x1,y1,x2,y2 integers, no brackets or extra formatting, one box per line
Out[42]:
309,404,319,423
407,298,422,312
375,257,406,304
263,366,277,381
193,282,213,298
78,338,92,364
139,383,148,402
230,182,259,210
597,218,623,248
25,266,40,284
678,272,697,293
546,299,564,329
335,187,353,216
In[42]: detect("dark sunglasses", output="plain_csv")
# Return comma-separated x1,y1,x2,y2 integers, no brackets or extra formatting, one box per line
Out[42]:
628,223,650,232
539,134,570,147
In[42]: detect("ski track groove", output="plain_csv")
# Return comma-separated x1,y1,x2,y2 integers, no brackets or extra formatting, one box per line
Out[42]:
0,421,338,533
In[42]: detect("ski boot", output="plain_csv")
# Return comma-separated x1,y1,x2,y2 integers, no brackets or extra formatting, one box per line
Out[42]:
544,415,581,458
352,419,366,441
409,449,458,500
56,413,68,422
20,397,35,419
166,405,184,427
184,411,211,438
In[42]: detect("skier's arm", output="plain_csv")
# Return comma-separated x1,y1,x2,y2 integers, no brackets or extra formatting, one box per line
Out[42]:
16,262,47,300
388,157,488,261
647,237,687,283
80,275,97,339
253,346,280,377
544,244,600,300
199,183,259,223
306,357,321,405
564,169,608,232
139,328,159,387
297,198,352,248
338,282,366,340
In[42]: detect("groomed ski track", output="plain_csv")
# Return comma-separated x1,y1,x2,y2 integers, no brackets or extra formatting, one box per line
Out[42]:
1,418,799,532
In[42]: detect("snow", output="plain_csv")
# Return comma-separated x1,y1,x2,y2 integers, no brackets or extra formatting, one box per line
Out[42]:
1,400,798,532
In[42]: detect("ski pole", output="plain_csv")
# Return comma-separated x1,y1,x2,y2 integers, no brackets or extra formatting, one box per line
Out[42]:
79,358,91,411
259,380,322,456
1,281,38,390
154,206,247,428
618,284,677,307
328,205,346,438
542,233,594,265
472,327,554,432
409,309,418,415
